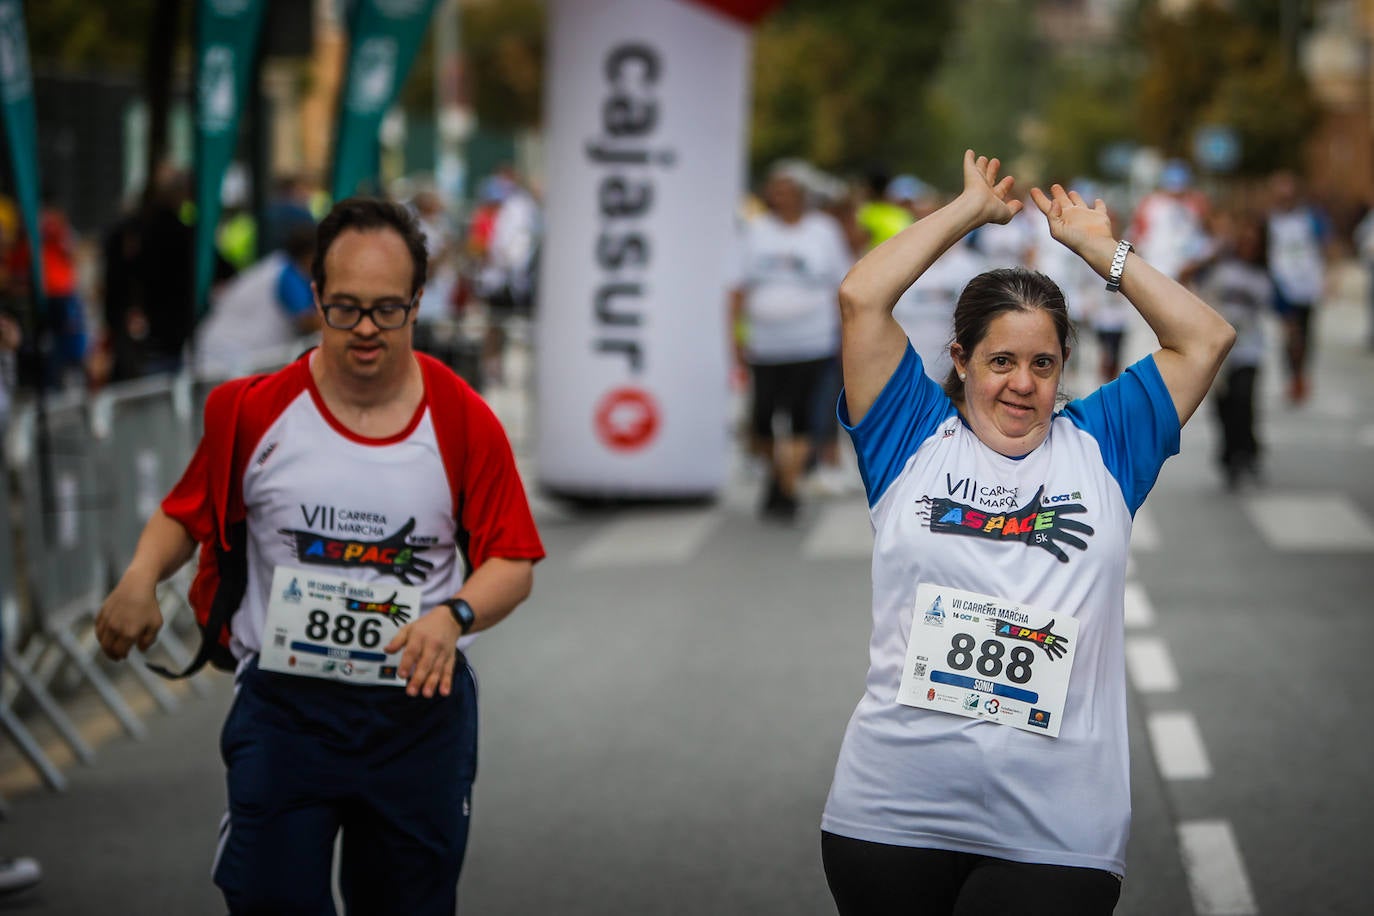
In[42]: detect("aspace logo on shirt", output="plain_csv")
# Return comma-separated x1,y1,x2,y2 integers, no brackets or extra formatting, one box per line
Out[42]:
342,593,413,626
279,518,435,585
928,484,1095,563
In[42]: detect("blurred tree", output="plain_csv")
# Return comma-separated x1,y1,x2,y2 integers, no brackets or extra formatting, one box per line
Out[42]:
452,0,544,130
1136,1,1316,174
395,0,544,128
23,0,160,72
23,0,186,206
1035,51,1140,184
926,0,1043,187
750,0,956,180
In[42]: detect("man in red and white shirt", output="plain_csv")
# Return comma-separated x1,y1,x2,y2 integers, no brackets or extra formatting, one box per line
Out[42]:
97,198,544,915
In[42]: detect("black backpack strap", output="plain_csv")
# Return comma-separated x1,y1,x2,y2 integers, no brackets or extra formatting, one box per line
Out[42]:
148,521,248,679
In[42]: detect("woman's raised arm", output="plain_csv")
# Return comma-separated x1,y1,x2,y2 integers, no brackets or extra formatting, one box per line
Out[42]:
1030,184,1234,425
840,150,1022,424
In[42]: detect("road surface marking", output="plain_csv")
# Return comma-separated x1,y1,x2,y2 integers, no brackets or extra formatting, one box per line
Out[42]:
1178,820,1259,915
1123,582,1155,629
1242,492,1374,551
802,501,873,559
1148,711,1212,780
1126,636,1179,693
571,509,720,568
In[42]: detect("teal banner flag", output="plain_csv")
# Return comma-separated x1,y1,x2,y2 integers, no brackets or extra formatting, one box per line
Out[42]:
0,0,45,308
193,0,266,315
332,0,441,200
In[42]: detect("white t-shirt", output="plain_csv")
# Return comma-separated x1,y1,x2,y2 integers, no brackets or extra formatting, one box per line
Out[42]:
234,388,468,659
971,215,1036,268
1267,207,1327,306
734,211,851,364
1130,192,1207,281
822,345,1180,876
1196,258,1273,369
196,252,315,378
891,240,985,383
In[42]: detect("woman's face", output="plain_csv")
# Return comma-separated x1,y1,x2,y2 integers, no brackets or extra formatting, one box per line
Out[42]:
952,308,1065,457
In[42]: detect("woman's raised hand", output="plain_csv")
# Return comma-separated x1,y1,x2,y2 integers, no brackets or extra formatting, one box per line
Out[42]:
960,149,1022,226
1030,184,1115,264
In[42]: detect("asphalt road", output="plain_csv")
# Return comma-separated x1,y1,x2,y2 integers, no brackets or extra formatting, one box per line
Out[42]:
1,274,1370,915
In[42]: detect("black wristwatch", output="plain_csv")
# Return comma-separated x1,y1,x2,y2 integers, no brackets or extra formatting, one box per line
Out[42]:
439,598,477,634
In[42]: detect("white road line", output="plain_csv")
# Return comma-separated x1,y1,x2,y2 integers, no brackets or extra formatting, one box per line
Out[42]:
1242,492,1374,551
1178,820,1260,915
571,510,720,568
1123,582,1155,629
1126,636,1179,693
802,501,873,559
1147,711,1212,780
1130,504,1160,552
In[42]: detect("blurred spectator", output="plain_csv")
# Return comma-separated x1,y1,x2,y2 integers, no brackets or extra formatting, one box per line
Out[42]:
1265,170,1333,404
476,166,540,385
856,167,912,250
1189,212,1274,488
891,227,985,384
1128,159,1209,282
411,185,458,323
102,165,199,379
260,174,316,256
4,192,90,391
729,160,851,520
1352,203,1374,350
194,225,320,378
887,174,939,223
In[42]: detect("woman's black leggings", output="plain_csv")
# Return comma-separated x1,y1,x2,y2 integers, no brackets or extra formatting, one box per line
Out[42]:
822,832,1122,916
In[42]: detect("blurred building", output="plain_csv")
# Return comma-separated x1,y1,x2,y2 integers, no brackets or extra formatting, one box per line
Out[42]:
1302,0,1374,215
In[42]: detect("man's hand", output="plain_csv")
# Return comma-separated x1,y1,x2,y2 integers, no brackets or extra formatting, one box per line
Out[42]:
385,606,463,698
95,578,165,661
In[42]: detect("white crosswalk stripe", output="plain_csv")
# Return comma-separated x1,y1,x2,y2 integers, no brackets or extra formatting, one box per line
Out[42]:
802,501,873,559
1242,492,1374,551
569,509,722,568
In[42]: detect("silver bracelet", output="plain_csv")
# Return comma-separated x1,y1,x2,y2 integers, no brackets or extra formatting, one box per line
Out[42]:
1105,240,1134,293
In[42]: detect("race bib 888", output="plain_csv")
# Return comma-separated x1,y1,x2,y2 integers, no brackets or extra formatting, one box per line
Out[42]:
896,583,1079,737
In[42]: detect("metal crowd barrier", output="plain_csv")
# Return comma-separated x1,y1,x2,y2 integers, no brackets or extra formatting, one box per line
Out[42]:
5,393,150,742
90,373,210,701
1,449,94,793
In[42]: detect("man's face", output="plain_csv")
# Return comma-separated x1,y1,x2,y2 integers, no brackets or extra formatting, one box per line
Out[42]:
313,227,419,384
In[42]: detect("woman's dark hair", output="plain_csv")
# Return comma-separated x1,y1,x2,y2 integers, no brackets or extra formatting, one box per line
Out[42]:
312,197,428,297
941,268,1076,401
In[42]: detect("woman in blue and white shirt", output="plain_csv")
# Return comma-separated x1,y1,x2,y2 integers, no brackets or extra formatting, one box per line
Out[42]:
820,151,1235,915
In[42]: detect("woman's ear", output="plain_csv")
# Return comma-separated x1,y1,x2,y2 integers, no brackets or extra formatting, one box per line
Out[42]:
950,343,968,377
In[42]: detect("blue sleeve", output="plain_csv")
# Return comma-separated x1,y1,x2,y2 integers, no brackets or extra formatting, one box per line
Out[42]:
1062,355,1180,515
840,343,957,507
276,264,314,318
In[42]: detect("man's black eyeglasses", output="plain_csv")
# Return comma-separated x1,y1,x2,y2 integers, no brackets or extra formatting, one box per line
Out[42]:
320,296,417,331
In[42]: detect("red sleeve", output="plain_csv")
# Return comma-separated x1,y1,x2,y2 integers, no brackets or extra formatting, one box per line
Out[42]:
412,355,545,570
161,380,245,546
456,392,545,569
